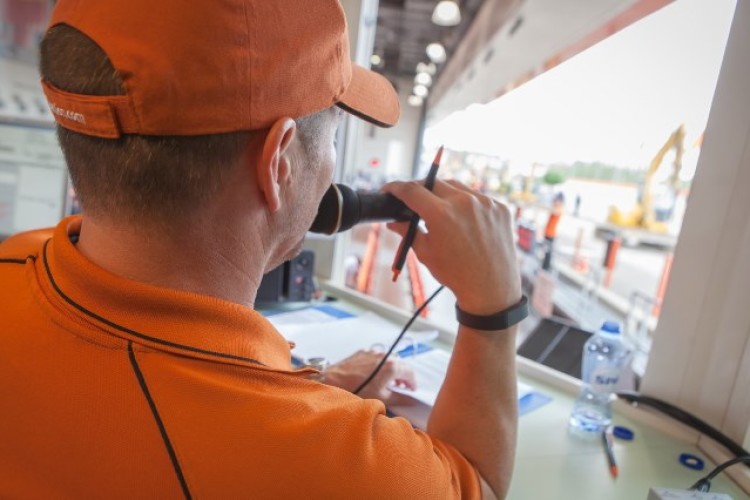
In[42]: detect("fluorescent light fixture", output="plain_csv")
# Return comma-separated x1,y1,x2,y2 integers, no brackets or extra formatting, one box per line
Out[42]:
415,72,433,86
432,1,461,27
370,54,382,66
426,42,447,64
408,95,424,107
413,84,429,98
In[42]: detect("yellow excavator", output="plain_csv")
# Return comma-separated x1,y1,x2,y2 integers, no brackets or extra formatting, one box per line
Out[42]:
608,124,685,234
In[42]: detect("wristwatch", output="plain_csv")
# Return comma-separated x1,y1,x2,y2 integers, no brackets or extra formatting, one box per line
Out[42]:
455,295,529,331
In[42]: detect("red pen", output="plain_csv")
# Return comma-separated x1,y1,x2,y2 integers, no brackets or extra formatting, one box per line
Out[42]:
391,146,443,281
602,425,618,478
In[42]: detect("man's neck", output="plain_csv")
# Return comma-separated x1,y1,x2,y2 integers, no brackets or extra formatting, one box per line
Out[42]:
75,212,268,308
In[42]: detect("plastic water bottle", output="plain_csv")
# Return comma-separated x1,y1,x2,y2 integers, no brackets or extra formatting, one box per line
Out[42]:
569,321,631,433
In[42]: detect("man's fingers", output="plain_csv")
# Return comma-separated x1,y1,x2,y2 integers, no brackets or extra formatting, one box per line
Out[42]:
444,179,476,194
393,377,417,391
385,221,409,237
378,359,416,389
385,222,429,256
383,180,447,222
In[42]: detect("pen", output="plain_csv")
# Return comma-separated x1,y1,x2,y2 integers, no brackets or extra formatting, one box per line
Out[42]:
391,145,444,282
602,425,618,478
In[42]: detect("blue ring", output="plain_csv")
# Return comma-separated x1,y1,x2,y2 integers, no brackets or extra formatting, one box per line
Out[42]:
679,453,705,471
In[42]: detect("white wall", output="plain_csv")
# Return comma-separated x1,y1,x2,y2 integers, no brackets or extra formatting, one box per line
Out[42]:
348,77,423,182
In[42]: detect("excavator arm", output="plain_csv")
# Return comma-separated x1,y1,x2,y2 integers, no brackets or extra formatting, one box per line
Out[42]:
609,124,685,232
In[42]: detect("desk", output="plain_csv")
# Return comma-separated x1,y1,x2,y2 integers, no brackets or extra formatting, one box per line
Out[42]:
388,363,749,499
510,365,749,499
298,285,750,499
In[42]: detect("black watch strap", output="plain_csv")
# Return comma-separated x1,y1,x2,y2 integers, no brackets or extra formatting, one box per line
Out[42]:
455,295,529,331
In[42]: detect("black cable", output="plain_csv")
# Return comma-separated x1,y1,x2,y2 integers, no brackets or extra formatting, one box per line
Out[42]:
617,392,750,462
353,285,445,395
690,455,750,492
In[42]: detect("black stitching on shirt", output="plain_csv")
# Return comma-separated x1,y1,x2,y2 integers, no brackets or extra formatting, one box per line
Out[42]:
0,255,35,264
41,239,264,366
128,342,192,499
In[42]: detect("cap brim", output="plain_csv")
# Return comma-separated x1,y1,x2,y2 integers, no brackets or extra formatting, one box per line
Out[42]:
337,65,400,128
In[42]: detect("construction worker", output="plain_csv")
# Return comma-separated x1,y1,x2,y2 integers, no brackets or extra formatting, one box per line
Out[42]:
542,193,565,271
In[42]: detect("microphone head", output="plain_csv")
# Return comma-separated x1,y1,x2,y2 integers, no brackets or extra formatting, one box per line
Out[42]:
309,184,344,234
337,184,361,232
309,183,412,234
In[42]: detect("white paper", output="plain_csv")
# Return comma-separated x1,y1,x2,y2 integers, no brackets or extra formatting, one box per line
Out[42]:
392,349,535,407
275,311,437,365
392,350,450,406
267,308,341,327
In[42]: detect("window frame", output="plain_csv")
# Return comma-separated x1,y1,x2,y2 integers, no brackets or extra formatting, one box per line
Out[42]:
641,0,749,445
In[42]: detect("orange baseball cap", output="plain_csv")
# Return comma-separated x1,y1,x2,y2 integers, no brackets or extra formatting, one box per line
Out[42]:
41,0,400,139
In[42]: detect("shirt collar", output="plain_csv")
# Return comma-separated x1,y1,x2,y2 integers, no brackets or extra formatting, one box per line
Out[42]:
40,216,294,370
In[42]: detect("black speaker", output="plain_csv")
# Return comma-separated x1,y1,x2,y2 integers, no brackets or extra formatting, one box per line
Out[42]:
256,250,315,304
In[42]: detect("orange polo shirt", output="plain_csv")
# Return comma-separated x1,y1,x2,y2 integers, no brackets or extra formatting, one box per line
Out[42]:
0,216,480,498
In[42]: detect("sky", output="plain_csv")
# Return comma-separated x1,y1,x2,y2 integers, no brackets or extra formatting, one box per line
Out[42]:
424,0,737,177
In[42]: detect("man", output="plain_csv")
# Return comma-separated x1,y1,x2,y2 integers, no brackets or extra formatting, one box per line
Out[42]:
542,193,565,271
0,0,523,498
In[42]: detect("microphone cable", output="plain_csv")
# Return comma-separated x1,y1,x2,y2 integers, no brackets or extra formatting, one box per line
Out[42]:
617,391,750,464
689,455,750,492
353,285,445,395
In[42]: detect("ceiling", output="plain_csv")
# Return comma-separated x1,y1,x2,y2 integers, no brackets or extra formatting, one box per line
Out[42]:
372,0,487,83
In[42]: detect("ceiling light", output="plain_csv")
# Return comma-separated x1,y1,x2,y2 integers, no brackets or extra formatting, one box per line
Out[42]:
413,84,429,98
426,42,447,64
416,62,438,75
408,95,424,107
370,54,382,66
415,72,433,87
432,1,461,27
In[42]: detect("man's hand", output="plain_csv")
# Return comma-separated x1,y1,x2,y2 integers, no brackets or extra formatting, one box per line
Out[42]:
321,350,417,405
384,179,521,315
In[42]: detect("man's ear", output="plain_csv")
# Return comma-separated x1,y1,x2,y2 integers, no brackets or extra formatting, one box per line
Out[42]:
257,117,296,213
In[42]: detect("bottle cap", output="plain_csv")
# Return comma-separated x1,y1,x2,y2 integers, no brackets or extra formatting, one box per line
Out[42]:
601,321,621,334
613,425,634,440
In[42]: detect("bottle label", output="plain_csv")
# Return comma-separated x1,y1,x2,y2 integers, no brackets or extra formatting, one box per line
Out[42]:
591,367,620,392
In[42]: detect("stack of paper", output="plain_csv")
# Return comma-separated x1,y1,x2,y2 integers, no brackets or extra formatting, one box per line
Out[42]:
266,305,550,418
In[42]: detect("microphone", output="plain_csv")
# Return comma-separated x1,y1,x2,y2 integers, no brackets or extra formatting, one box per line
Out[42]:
309,183,414,234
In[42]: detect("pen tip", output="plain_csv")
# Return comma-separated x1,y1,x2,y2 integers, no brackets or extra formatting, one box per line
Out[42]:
610,466,618,479
434,145,444,165
392,270,400,282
